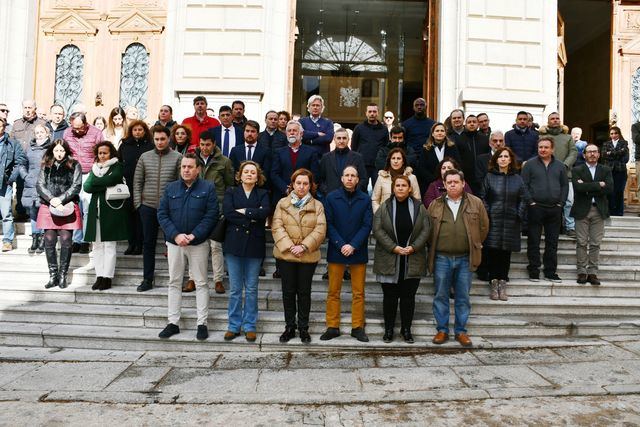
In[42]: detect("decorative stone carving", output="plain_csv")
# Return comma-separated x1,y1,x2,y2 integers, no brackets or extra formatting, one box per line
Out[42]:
43,10,98,36
109,9,163,34
625,11,640,31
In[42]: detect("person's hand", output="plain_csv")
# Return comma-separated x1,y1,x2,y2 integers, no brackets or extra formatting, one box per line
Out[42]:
50,197,62,208
341,244,355,257
174,234,190,247
185,234,195,243
577,179,584,184
236,208,246,215
318,132,326,137
392,246,403,255
599,181,606,188
400,246,415,255
290,245,305,257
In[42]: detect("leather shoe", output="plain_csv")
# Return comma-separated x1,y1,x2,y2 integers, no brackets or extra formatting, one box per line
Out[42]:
158,323,180,338
400,328,414,344
299,328,311,343
455,333,473,347
577,274,588,284
587,274,601,286
223,331,240,341
196,325,208,341
350,327,369,342
259,268,266,277
322,271,329,280
214,281,225,294
382,329,394,343
343,270,351,280
279,327,296,343
99,277,112,291
124,244,135,255
182,279,196,293
272,269,281,279
245,331,257,342
319,327,340,341
92,277,103,291
432,331,449,345
137,279,153,292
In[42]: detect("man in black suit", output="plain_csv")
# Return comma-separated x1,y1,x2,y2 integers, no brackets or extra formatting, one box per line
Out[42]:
229,120,271,187
318,128,368,197
257,110,287,153
571,143,613,286
210,105,243,158
475,130,505,186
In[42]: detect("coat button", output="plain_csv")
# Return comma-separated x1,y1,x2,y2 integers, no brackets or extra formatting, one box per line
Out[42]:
246,230,249,234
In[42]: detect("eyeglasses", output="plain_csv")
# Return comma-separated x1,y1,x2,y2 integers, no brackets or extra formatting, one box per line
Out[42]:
491,139,504,142
0,109,8,113
384,116,393,119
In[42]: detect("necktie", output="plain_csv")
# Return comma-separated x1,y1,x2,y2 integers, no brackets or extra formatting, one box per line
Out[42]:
247,144,253,160
223,128,230,157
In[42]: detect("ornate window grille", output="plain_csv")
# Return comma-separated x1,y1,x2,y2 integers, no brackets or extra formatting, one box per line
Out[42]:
54,45,84,118
119,43,149,119
632,67,640,124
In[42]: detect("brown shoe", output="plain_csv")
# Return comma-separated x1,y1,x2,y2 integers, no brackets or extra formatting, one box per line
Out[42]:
182,279,196,293
432,331,449,345
587,274,601,286
245,331,257,342
224,331,240,341
455,333,473,347
214,281,225,294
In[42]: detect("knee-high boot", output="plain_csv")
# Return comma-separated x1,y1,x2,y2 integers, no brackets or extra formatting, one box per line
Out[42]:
44,245,59,289
58,245,72,289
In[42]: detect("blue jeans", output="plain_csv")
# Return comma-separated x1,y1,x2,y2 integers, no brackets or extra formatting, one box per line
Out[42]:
433,254,472,335
0,185,14,243
226,254,261,333
73,173,90,243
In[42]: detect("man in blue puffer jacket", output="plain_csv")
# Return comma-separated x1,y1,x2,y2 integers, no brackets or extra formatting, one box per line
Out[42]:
505,111,539,164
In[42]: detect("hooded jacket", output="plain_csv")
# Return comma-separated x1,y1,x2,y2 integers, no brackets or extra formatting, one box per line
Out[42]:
539,125,577,176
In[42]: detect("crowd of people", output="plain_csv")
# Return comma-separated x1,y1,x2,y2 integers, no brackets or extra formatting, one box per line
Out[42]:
0,94,625,346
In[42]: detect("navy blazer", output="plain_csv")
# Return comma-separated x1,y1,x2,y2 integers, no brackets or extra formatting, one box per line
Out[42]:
229,142,272,186
270,145,320,199
210,124,244,155
299,116,334,155
222,186,270,258
324,187,373,265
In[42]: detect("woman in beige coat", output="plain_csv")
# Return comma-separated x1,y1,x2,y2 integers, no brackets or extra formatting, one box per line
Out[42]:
372,147,420,213
272,168,326,344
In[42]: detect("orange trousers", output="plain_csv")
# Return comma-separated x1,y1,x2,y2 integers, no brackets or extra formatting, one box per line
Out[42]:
326,263,366,329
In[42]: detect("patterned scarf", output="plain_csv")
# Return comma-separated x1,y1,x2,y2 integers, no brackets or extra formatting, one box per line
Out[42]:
291,192,312,209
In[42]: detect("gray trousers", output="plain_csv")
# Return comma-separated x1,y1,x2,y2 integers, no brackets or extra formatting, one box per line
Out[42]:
575,205,605,275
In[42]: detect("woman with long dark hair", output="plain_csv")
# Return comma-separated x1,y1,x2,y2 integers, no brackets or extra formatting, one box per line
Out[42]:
170,124,192,155
415,122,461,193
600,126,629,216
36,139,82,289
371,147,420,213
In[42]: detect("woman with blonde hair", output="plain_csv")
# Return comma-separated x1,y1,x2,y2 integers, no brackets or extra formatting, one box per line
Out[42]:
272,168,326,343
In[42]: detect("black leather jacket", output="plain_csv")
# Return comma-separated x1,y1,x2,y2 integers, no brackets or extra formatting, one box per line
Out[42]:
36,156,82,205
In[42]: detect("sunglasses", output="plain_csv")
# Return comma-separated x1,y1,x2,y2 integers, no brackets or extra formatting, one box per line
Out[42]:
384,116,393,119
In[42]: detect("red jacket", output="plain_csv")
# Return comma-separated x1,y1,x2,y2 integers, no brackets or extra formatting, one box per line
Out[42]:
182,114,221,152
63,125,104,173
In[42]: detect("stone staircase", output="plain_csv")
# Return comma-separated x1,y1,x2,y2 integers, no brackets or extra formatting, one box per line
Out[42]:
1,217,640,351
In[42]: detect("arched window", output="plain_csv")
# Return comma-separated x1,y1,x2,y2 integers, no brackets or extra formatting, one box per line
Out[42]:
54,45,84,118
119,43,149,119
632,67,640,124
302,36,387,73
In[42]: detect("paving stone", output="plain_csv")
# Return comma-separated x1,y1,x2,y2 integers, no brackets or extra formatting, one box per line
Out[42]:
2,362,131,391
256,368,359,394
554,345,639,362
375,354,417,368
134,351,218,367
612,341,640,356
472,348,565,365
530,361,634,387
214,352,288,369
359,367,462,392
158,367,259,394
0,346,143,363
414,351,481,367
104,366,171,392
454,365,552,389
0,363,43,388
287,352,376,369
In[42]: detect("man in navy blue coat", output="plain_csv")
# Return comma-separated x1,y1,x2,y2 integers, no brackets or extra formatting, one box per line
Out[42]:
401,97,436,153
157,153,218,341
320,165,373,343
299,95,334,156
210,105,243,158
271,120,319,205
229,120,271,187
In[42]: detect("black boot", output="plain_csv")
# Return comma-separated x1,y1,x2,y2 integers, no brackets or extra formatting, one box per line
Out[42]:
36,234,44,254
99,277,112,291
44,246,59,289
28,235,38,254
58,245,72,289
92,277,103,290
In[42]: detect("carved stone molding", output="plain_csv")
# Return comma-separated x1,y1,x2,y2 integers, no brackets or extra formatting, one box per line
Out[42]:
625,10,640,31
108,9,163,34
43,10,99,36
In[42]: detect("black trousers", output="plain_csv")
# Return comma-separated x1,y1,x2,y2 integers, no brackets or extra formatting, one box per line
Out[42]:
527,204,562,276
279,260,317,329
380,278,420,330
609,170,627,216
366,165,378,188
126,200,143,248
139,205,159,280
485,247,512,281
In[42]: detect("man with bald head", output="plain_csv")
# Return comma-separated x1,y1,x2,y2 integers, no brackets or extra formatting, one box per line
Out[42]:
401,97,436,152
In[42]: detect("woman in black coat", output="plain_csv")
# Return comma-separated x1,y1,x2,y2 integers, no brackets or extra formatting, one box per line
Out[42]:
480,147,527,301
415,122,461,193
117,120,153,255
600,126,629,216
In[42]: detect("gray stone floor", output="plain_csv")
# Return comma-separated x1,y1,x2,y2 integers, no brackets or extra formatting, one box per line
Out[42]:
1,338,640,425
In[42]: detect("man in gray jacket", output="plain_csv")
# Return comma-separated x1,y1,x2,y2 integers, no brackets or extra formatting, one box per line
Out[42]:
521,136,569,283
133,125,182,292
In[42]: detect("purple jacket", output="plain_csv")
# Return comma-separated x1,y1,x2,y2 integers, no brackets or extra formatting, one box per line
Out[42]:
63,124,104,173
422,178,473,209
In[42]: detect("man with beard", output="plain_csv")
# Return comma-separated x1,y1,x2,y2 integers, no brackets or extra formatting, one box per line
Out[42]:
402,98,436,153
375,126,417,171
454,115,490,194
351,103,388,188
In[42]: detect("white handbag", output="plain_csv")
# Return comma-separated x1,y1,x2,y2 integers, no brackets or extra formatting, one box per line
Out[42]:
105,178,130,210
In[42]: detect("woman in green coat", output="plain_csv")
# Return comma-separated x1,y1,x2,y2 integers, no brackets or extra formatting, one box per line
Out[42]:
83,141,130,290
373,175,430,344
